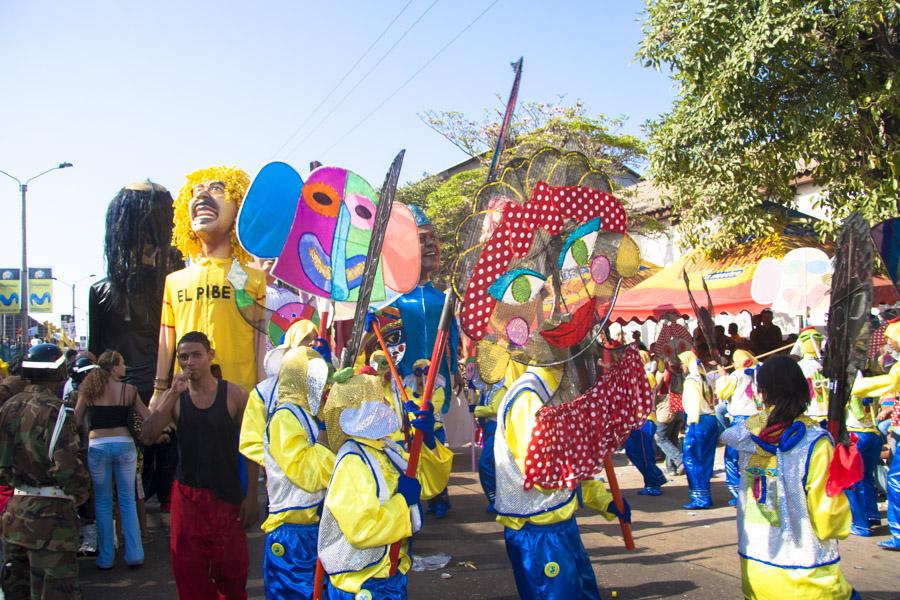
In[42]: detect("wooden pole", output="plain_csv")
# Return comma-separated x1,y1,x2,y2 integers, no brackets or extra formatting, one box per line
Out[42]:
603,456,635,550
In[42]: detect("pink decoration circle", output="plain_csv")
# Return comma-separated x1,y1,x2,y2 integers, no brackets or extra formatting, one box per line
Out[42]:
590,255,611,284
505,317,530,347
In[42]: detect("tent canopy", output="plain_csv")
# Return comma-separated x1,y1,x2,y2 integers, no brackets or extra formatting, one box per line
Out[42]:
612,235,898,324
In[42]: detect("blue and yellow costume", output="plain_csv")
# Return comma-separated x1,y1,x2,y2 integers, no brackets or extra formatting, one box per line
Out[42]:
722,410,858,600
715,349,760,505
624,351,667,496
680,351,719,509
851,320,900,548
495,365,625,600
318,369,453,599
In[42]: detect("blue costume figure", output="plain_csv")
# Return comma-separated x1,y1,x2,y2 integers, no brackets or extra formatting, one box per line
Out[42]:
680,350,720,509
467,358,506,511
393,205,458,517
624,351,668,496
849,320,900,542
715,349,760,506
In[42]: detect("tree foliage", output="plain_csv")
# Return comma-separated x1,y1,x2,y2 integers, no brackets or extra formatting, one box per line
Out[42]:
640,0,900,253
399,99,648,285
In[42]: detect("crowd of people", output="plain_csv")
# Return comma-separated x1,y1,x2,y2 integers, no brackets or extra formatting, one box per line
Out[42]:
0,160,896,600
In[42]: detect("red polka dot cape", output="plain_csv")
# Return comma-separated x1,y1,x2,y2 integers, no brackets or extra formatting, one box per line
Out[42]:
523,346,654,490
460,180,628,341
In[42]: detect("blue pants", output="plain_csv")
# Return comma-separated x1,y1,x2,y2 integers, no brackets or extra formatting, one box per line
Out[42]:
504,518,601,600
88,440,144,568
624,421,667,489
326,572,407,600
724,415,750,500
263,523,318,599
683,415,719,507
846,431,882,534
478,420,497,504
887,434,900,541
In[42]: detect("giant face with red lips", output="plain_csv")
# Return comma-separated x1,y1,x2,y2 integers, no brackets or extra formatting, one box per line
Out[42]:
458,150,641,373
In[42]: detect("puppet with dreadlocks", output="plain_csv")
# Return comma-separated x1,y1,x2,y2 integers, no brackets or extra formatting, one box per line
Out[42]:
152,166,267,402
456,149,652,599
89,181,183,521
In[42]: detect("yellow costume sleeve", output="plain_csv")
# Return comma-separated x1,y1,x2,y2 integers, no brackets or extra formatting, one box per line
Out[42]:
715,373,737,402
683,379,703,424
473,405,493,418
325,453,412,549
268,408,335,491
805,437,850,541
582,479,616,521
238,388,266,466
851,362,900,400
414,441,453,500
160,276,175,329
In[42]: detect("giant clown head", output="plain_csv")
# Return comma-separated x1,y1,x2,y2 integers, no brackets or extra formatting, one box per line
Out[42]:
457,149,641,383
172,166,251,265
236,162,421,317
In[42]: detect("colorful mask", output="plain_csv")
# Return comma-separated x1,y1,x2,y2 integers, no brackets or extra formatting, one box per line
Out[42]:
457,149,641,371
237,162,421,315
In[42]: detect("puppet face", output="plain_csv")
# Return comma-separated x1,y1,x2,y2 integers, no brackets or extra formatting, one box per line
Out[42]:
189,180,238,242
419,224,441,280
382,323,407,365
463,181,639,366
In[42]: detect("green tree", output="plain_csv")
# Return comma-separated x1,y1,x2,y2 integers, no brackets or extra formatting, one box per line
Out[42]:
399,99,647,285
640,0,900,254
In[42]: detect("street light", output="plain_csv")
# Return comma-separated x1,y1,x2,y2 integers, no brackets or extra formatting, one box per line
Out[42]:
0,162,74,350
52,274,96,338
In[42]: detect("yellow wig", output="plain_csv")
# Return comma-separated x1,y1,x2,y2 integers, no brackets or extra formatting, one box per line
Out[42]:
172,165,252,265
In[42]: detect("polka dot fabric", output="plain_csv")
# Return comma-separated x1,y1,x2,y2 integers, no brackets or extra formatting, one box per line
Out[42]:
523,346,653,490
461,181,627,341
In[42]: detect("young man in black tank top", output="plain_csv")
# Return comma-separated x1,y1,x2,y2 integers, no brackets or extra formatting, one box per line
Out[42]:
143,331,258,600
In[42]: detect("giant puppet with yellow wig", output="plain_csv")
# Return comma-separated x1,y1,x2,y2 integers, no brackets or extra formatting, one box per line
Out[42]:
152,166,267,402
317,367,453,598
851,318,900,547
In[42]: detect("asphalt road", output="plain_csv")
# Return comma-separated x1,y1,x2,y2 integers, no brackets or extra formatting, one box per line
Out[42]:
80,448,899,599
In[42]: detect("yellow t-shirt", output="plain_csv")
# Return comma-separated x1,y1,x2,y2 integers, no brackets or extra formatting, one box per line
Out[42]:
161,258,266,393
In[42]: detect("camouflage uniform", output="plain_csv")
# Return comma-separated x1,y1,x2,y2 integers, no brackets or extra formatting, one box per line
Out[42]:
0,384,91,600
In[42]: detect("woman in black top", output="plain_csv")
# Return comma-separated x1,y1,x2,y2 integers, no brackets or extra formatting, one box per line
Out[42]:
75,351,149,569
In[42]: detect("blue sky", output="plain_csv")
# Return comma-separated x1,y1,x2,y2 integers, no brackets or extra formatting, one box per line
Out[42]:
0,0,675,336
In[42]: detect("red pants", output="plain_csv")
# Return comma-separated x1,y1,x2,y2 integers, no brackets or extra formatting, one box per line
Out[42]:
170,481,248,600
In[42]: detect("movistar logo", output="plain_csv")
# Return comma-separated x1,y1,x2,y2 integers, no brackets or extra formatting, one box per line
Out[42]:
0,293,19,306
30,292,51,305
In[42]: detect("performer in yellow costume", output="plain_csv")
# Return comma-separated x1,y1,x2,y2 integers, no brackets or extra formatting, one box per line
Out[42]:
240,319,319,466
851,319,900,547
154,166,266,401
722,356,858,600
494,363,627,600
716,349,760,505
318,368,453,598
253,346,334,599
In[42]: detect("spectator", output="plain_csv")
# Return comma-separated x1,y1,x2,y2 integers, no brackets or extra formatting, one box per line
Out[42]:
631,331,647,351
750,309,783,357
75,350,148,569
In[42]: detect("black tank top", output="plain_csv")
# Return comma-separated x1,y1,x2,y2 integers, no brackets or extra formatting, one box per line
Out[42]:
175,379,242,505
87,382,132,431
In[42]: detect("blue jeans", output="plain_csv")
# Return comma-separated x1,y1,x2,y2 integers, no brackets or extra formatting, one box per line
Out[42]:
88,439,144,568
655,415,683,472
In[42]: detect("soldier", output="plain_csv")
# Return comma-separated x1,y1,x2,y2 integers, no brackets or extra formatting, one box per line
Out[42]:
0,343,91,599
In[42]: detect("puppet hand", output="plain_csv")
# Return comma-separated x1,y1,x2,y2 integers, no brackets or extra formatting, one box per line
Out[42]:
364,311,378,333
397,474,421,506
411,408,436,449
607,497,632,523
312,338,332,363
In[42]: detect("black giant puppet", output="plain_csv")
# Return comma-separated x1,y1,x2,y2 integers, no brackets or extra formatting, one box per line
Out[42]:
88,181,183,508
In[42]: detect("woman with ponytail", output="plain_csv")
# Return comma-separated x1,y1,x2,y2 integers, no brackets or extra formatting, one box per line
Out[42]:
75,351,150,569
722,356,858,600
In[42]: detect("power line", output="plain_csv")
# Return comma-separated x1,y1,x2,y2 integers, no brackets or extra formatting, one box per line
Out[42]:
318,0,500,160
269,0,416,160
284,0,441,160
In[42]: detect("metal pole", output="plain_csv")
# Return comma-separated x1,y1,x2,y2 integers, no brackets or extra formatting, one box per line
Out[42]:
20,183,28,350
71,283,75,327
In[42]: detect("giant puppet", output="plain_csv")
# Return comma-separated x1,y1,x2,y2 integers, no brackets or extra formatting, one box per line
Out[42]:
153,167,267,400
456,148,653,599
